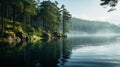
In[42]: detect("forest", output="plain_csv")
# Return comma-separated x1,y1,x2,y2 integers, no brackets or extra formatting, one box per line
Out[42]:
0,0,71,42
69,18,120,34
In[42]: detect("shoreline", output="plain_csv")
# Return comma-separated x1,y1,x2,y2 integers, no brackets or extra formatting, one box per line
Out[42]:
0,32,67,43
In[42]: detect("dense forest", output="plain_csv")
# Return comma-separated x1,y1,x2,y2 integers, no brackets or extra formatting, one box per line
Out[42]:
69,18,120,34
0,0,71,41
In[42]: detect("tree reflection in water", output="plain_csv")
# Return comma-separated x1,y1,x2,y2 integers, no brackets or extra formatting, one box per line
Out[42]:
0,38,72,67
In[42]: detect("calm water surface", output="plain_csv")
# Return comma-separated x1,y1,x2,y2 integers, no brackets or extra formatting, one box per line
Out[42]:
0,36,120,67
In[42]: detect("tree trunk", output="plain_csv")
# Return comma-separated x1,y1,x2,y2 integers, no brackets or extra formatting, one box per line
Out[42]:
22,3,26,32
1,0,6,35
63,15,65,35
42,15,46,31
1,0,3,33
13,4,16,30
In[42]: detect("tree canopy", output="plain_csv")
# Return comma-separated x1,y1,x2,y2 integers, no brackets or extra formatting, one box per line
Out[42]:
0,0,71,38
100,0,118,12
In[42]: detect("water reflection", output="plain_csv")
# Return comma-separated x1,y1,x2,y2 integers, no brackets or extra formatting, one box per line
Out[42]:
63,37,120,67
0,38,72,67
0,36,120,67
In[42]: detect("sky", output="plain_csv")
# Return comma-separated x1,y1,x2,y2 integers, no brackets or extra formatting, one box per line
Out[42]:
44,0,120,25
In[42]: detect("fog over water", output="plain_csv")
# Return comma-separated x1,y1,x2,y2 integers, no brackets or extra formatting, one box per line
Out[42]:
67,31,120,37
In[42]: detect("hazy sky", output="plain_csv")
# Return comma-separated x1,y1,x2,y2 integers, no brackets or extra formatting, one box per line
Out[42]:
48,0,120,25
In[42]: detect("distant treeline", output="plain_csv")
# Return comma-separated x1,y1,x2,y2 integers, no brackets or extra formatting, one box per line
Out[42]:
69,18,120,34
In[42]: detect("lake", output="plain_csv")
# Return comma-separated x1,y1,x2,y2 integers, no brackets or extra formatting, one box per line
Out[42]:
0,36,120,67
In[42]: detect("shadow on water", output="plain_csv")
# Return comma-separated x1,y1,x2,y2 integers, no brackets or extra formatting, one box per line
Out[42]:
0,38,72,67
0,36,120,67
